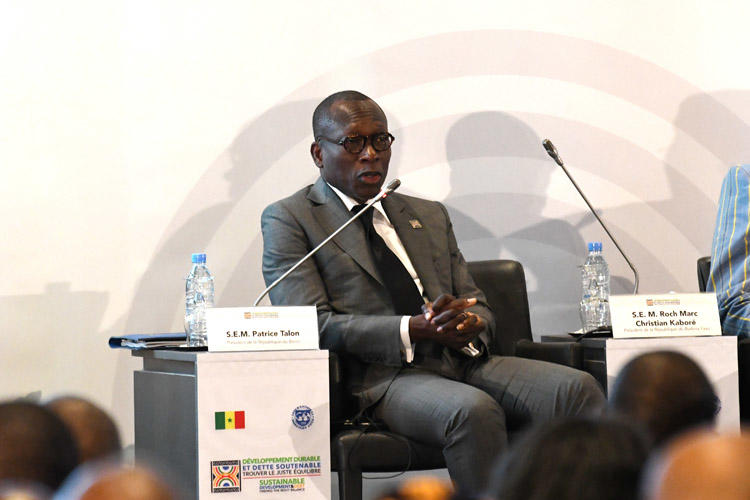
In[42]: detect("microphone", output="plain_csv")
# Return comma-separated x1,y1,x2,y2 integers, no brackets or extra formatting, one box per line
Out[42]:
253,179,402,306
542,139,639,294
382,178,401,195
542,139,564,167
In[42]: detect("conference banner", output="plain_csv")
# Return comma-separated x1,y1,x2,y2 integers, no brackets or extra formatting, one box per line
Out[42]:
195,351,330,498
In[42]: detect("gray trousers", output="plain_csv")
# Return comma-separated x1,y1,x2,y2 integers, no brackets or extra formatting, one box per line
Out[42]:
372,355,605,494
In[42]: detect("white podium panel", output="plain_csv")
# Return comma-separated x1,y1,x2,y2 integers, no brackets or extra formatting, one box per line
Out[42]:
604,336,739,432
133,350,330,500
196,351,330,499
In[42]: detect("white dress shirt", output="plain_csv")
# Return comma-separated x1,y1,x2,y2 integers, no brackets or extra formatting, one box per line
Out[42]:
327,183,421,362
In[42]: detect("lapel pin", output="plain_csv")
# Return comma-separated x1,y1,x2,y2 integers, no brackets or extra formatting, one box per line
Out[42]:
409,219,423,229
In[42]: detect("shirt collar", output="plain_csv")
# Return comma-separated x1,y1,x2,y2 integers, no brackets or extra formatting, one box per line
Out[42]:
326,182,388,219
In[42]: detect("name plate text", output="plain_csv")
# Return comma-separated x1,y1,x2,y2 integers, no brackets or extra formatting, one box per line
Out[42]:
610,293,721,339
206,306,319,352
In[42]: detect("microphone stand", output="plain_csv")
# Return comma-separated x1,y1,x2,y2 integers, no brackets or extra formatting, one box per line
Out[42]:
543,139,639,294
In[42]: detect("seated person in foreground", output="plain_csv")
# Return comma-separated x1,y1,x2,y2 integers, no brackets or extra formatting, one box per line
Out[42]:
260,90,605,494
0,401,78,493
45,396,121,465
707,164,750,337
641,431,750,500
609,351,718,448
56,461,178,500
487,416,648,500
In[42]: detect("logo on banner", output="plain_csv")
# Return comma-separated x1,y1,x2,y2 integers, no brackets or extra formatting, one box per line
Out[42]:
215,411,245,430
211,460,241,493
291,405,314,429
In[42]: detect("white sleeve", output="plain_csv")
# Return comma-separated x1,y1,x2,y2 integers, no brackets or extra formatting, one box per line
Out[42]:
399,315,415,363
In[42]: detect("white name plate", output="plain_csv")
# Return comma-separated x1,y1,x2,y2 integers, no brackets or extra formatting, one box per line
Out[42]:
206,306,319,352
610,293,721,339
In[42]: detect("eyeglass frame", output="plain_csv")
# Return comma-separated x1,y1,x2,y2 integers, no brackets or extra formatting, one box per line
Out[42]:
315,132,395,155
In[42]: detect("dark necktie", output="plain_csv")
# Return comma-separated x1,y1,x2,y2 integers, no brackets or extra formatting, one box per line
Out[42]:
351,205,425,316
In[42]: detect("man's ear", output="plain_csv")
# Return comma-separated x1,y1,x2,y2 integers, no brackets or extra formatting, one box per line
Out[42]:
310,142,323,168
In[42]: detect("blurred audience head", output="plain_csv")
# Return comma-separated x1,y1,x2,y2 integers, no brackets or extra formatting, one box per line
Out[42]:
0,401,78,492
609,351,718,447
487,416,648,500
377,476,452,500
0,481,51,500
55,462,176,500
641,430,750,500
45,396,121,464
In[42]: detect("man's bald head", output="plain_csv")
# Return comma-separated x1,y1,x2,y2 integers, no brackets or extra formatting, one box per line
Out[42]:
642,431,750,500
312,90,385,140
0,401,78,490
609,351,718,447
45,396,121,464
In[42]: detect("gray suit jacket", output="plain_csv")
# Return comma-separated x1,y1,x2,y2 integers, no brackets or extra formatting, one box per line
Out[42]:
261,177,495,409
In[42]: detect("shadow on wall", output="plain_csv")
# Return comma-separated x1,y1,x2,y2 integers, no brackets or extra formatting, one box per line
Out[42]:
108,99,319,428
439,89,750,335
662,91,750,254
440,112,590,333
588,90,750,297
122,98,319,336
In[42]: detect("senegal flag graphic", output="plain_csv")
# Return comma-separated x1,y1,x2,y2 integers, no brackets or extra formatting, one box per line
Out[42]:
215,410,245,430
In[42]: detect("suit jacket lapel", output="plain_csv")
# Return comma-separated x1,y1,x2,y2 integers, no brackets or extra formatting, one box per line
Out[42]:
307,178,383,286
383,196,441,301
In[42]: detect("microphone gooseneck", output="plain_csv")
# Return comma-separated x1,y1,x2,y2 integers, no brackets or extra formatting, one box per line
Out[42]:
253,179,402,306
542,139,639,294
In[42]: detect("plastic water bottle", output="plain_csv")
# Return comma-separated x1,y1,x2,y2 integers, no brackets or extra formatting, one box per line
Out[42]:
580,242,611,333
185,253,214,347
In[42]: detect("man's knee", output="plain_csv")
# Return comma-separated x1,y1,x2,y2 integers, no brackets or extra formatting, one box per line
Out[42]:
446,390,506,436
561,370,606,416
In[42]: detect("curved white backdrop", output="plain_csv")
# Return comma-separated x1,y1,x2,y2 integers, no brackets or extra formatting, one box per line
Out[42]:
1,1,749,445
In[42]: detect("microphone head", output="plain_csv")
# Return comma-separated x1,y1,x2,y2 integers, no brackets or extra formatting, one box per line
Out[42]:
542,139,564,166
384,179,401,193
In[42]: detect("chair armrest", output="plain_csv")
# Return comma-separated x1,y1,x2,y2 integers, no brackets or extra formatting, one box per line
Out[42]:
514,339,583,369
331,430,445,472
330,352,357,428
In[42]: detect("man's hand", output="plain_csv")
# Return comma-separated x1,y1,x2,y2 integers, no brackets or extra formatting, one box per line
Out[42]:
408,294,485,351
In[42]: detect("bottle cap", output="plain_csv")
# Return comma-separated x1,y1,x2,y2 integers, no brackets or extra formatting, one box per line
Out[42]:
595,242,603,252
588,242,595,252
191,253,206,264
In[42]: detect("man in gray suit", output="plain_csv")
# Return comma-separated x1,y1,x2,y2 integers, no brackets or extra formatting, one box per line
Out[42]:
261,90,604,494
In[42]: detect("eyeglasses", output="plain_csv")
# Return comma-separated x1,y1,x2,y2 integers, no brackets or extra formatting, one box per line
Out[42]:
317,132,395,155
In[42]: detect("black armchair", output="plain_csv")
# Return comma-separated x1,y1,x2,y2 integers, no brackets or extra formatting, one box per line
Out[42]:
329,259,584,500
697,256,711,292
469,260,583,367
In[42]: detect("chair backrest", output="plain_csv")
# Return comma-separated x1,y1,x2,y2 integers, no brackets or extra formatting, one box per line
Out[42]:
697,256,711,292
467,259,534,356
